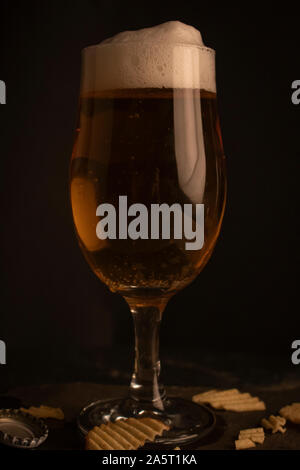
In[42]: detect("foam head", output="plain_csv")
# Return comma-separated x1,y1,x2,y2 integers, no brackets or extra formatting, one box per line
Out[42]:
82,21,215,93
101,21,204,46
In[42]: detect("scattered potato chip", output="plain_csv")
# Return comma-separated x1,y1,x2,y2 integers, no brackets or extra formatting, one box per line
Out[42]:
261,415,286,434
193,388,238,402
192,389,266,412
238,427,265,444
86,417,169,450
279,403,300,425
20,405,64,420
235,438,256,450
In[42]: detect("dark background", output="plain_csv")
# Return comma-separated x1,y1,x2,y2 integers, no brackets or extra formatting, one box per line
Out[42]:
0,1,299,391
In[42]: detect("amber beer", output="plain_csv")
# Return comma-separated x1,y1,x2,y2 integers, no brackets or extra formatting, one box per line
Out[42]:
72,23,227,442
70,87,225,298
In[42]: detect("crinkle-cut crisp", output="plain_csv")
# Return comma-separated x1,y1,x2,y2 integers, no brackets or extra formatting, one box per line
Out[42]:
86,417,169,450
235,427,265,449
235,438,256,450
20,405,64,420
261,415,286,433
192,388,266,412
238,427,265,444
279,403,300,424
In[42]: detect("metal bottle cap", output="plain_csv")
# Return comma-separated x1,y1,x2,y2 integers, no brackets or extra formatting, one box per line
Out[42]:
0,409,48,449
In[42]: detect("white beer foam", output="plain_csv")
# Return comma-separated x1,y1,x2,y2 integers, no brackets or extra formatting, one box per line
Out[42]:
82,21,216,93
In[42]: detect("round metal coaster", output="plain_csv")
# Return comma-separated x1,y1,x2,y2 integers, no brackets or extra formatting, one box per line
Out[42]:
0,409,48,449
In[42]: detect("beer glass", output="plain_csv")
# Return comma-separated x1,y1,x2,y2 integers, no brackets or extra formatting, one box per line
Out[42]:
70,40,226,446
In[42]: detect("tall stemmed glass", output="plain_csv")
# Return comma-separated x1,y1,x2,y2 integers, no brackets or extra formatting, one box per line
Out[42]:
70,40,226,446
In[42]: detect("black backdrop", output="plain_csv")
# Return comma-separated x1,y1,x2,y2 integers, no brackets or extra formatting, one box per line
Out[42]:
0,1,299,389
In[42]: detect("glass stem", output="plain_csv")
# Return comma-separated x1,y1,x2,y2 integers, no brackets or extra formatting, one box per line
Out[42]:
127,302,166,411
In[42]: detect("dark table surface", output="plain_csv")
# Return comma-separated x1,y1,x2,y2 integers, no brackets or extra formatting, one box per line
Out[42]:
1,347,299,450
1,382,299,450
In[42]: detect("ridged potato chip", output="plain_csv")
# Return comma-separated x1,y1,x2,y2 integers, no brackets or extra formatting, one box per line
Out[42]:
235,438,256,450
86,417,169,450
261,415,286,433
193,388,265,412
238,427,265,444
279,403,300,424
20,405,64,420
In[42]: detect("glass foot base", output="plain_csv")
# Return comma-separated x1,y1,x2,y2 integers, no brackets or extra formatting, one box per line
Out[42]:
78,396,216,447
